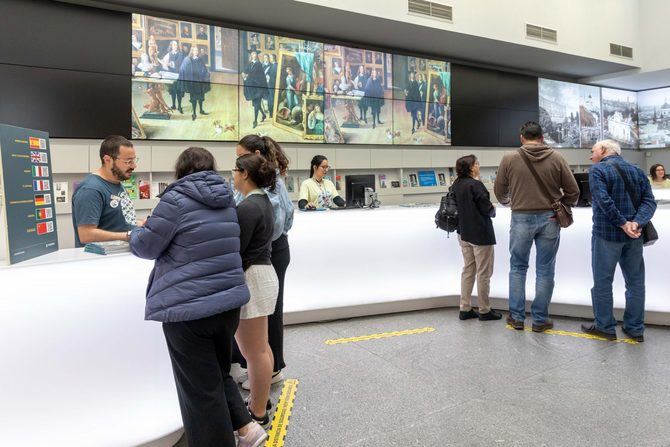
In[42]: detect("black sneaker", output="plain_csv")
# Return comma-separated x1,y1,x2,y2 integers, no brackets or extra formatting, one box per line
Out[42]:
479,310,503,321
622,327,644,342
581,324,617,341
459,309,479,320
506,315,524,330
245,396,272,411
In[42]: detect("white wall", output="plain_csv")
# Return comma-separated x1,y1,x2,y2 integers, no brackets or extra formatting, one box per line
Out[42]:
638,0,670,72
296,0,641,66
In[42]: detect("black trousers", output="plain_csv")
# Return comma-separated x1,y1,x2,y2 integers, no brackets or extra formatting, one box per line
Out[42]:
233,234,291,371
163,308,252,447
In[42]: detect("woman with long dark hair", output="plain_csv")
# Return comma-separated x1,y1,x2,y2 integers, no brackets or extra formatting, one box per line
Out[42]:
129,147,266,447
649,163,670,188
233,136,294,397
298,155,346,209
452,154,502,322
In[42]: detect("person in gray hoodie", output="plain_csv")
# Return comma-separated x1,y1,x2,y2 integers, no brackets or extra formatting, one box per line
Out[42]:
494,122,579,332
129,147,266,447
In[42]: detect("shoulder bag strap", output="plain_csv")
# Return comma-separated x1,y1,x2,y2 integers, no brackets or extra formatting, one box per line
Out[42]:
517,149,556,204
611,162,641,210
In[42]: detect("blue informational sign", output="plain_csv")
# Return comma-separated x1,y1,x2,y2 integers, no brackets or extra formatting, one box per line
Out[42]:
0,124,58,264
417,170,437,187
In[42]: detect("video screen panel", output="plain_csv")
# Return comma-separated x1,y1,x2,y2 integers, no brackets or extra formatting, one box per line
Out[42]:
602,87,638,149
638,87,670,149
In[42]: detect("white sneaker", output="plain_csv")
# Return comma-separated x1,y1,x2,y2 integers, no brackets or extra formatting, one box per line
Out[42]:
237,421,268,447
241,370,284,391
231,363,247,384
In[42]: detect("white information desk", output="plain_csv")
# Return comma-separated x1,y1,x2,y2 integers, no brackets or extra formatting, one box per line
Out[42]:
2,205,668,446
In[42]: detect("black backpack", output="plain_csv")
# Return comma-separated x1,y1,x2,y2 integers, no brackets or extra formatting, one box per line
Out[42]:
435,182,459,235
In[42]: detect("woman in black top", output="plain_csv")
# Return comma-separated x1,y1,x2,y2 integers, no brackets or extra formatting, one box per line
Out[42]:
232,154,279,427
452,155,502,321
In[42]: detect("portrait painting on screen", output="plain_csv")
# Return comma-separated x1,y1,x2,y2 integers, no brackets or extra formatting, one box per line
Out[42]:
239,31,324,142
638,87,670,149
322,45,393,144
131,14,239,141
392,55,450,145
538,79,580,148
602,87,639,149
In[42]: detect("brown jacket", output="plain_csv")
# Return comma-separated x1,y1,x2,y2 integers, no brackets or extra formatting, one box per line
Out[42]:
494,143,579,212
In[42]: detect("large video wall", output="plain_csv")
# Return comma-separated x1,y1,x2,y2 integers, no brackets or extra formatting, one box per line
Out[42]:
131,14,450,145
539,79,638,149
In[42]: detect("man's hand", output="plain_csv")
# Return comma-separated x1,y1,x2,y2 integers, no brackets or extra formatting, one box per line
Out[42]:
620,221,642,239
136,218,147,227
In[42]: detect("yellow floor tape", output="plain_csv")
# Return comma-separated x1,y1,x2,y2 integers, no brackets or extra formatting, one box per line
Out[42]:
505,324,639,344
265,379,299,447
325,327,436,345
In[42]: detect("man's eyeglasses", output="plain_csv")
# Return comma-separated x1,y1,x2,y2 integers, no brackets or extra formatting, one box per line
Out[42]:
114,157,139,166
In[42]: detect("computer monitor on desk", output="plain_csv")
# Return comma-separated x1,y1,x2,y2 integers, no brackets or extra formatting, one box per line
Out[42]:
345,174,375,207
573,173,591,207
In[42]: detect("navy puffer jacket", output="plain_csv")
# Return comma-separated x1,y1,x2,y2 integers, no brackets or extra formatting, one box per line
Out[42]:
130,171,250,322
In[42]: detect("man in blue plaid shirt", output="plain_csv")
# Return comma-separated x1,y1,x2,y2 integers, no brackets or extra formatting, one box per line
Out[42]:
582,139,656,342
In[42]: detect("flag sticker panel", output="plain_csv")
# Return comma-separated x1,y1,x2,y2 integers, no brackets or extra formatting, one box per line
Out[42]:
31,165,49,177
35,208,53,220
29,137,41,149
30,151,48,164
34,194,52,206
36,221,54,235
33,180,51,191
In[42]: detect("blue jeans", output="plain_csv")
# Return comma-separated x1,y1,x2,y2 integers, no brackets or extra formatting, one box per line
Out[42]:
591,235,645,336
508,211,560,323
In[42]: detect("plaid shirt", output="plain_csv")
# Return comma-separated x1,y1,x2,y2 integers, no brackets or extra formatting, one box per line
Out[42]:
589,155,657,242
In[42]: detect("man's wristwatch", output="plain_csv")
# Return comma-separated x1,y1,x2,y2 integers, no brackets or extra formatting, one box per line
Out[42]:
126,230,132,242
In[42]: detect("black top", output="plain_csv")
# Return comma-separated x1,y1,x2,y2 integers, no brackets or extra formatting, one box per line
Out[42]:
237,193,274,270
452,177,496,246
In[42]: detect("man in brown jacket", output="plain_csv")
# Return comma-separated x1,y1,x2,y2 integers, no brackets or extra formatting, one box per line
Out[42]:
494,121,579,332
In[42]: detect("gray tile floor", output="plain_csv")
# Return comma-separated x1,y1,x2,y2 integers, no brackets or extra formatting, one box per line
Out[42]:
177,309,670,446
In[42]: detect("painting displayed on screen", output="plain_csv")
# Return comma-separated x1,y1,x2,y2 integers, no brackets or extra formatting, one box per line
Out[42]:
392,55,450,145
602,87,638,149
322,45,393,144
239,31,324,142
538,79,580,148
131,14,239,140
578,85,602,149
638,87,670,149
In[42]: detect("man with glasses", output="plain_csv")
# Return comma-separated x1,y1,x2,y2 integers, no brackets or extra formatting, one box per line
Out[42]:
72,135,143,247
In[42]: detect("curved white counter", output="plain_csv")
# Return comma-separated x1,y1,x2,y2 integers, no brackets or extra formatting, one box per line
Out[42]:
2,205,669,446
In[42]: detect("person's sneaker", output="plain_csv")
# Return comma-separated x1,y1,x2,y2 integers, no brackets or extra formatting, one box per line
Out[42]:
506,315,524,330
478,309,502,321
231,363,247,384
581,323,617,341
459,309,479,320
532,319,554,332
622,327,644,342
237,421,268,447
248,406,271,429
242,370,284,391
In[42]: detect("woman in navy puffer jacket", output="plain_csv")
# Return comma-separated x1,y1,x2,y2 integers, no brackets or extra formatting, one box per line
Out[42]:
129,147,266,447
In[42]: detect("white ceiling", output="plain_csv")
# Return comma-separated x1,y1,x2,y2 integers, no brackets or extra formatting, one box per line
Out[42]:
60,0,639,81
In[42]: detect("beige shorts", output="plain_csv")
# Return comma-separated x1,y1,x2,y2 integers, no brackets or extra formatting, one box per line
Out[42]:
240,264,279,320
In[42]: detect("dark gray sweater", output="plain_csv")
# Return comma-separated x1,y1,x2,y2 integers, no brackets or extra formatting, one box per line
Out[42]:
237,192,274,271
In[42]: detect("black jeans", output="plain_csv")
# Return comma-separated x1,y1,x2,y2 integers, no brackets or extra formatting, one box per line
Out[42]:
163,308,251,447
233,234,291,371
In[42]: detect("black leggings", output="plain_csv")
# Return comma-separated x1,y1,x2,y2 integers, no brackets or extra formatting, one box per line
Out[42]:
163,308,251,447
234,235,290,371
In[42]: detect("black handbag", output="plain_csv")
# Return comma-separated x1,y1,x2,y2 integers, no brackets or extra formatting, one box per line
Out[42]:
612,163,658,246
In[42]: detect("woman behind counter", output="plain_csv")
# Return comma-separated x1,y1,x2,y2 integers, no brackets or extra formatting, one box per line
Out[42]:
298,155,346,209
129,147,266,447
649,163,670,188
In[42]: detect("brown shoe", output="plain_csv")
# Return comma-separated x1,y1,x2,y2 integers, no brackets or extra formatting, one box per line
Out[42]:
506,315,524,330
532,319,554,332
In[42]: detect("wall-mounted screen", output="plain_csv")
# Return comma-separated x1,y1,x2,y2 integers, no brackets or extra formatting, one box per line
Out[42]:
239,31,324,143
392,55,450,145
638,87,670,149
538,79,580,148
578,84,602,149
131,14,239,141
601,87,638,149
322,45,393,144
